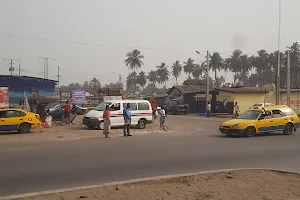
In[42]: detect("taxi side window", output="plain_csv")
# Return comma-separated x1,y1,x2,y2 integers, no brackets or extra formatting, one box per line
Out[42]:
6,111,26,118
272,110,285,118
0,111,5,118
260,111,272,120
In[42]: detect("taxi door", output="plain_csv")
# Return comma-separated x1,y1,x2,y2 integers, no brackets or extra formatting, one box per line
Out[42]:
270,109,287,131
257,112,274,133
2,110,26,130
0,110,6,130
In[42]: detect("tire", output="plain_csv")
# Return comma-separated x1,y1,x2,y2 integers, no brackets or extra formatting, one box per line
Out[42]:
18,123,31,133
99,121,104,130
245,127,256,137
138,119,147,129
283,123,293,135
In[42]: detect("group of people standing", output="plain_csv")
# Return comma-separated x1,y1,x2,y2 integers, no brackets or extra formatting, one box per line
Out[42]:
205,101,240,118
102,102,166,139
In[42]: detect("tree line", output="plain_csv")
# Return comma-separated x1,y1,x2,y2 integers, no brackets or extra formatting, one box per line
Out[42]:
125,42,300,92
61,42,300,93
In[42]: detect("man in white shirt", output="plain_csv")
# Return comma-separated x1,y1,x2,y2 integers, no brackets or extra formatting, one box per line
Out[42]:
235,102,240,117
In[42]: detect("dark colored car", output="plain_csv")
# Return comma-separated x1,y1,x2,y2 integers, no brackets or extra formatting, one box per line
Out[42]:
48,104,88,121
165,100,189,115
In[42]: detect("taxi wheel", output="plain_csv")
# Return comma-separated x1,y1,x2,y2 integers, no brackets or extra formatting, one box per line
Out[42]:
283,123,293,135
18,123,31,133
245,127,255,137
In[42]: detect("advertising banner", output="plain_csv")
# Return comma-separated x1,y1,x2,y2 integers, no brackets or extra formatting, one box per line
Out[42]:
0,87,9,108
71,90,86,105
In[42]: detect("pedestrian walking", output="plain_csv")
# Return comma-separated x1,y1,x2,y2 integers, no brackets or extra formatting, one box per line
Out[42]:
235,102,240,118
159,106,166,130
63,100,71,124
123,103,132,137
151,101,157,120
206,102,211,118
103,105,111,138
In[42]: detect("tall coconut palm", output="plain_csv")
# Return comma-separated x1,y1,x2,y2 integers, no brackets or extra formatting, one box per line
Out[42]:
125,49,144,90
192,63,204,79
288,42,300,88
209,52,223,80
252,50,270,87
156,62,170,88
227,49,243,84
147,70,158,86
126,72,137,92
136,71,147,90
183,58,195,78
90,78,100,99
171,61,182,85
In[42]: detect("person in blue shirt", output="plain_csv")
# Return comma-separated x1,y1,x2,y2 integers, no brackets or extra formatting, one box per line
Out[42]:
123,103,132,137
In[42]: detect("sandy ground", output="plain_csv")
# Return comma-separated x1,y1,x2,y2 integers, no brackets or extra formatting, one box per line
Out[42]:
13,170,300,200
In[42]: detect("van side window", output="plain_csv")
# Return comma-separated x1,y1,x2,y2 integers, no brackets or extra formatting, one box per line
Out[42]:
0,111,5,118
123,103,137,111
110,103,120,111
138,102,149,110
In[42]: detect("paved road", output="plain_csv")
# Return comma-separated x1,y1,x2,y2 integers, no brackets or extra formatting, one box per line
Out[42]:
0,115,300,196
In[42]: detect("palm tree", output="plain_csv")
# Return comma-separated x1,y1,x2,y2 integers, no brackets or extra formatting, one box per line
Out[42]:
192,63,204,79
227,49,243,84
90,78,100,100
126,72,137,92
147,70,158,86
183,58,195,78
252,50,270,87
288,42,300,88
82,81,90,93
209,52,223,80
136,71,147,90
125,49,144,90
171,61,182,85
156,62,170,88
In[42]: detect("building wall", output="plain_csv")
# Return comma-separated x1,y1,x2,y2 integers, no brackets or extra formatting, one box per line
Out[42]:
234,93,266,113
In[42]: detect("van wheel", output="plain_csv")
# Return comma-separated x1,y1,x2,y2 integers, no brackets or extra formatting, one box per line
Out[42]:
99,121,104,130
138,119,147,129
283,123,293,135
18,123,31,133
245,127,255,137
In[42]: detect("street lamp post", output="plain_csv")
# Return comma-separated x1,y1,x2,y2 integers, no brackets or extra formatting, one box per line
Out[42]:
196,51,210,107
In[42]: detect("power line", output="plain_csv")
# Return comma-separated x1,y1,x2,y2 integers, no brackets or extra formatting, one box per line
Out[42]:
0,34,207,53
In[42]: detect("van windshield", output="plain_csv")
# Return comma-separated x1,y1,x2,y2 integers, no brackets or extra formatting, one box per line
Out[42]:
94,102,112,111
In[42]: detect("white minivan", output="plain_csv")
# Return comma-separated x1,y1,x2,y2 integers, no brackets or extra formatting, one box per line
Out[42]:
83,100,153,130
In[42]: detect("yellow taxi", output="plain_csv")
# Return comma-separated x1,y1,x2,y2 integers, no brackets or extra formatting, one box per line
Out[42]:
81,103,94,110
219,105,300,137
0,108,42,133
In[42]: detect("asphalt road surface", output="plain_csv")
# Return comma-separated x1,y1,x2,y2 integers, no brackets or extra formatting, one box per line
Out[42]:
1,115,300,196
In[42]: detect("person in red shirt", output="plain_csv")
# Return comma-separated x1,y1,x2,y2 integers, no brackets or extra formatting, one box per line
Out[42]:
63,100,71,124
151,101,157,120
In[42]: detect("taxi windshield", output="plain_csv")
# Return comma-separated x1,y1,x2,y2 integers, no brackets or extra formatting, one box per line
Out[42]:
237,110,261,120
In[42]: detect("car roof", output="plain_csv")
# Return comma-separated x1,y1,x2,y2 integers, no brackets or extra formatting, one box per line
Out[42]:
250,105,291,111
0,108,28,112
105,99,149,103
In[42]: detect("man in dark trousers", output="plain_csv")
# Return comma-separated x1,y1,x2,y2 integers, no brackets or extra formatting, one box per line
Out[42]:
123,103,132,137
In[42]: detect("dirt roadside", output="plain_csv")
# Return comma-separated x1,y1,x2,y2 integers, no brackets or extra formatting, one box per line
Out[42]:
9,169,300,200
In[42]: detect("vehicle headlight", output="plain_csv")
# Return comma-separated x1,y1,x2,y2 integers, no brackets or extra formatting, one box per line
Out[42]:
232,124,240,129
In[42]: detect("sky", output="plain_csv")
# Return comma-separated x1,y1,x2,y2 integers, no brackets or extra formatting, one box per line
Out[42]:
0,0,299,87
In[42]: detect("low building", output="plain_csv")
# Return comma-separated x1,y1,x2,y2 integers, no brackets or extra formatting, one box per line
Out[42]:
0,75,57,104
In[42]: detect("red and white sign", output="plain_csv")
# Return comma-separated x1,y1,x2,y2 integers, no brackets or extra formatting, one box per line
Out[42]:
0,87,9,108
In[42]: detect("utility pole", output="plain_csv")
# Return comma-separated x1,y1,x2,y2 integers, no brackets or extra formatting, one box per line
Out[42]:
39,57,55,79
287,50,291,107
276,0,281,105
18,64,21,76
57,66,61,99
3,59,20,75
196,50,210,107
206,50,210,106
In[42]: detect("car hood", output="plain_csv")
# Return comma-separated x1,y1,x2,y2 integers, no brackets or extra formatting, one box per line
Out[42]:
222,119,253,127
85,110,103,118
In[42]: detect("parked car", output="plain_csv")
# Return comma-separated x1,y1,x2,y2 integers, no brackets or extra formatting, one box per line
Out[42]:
48,104,88,121
83,100,153,130
164,100,189,115
81,103,95,110
0,108,41,133
219,105,300,137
